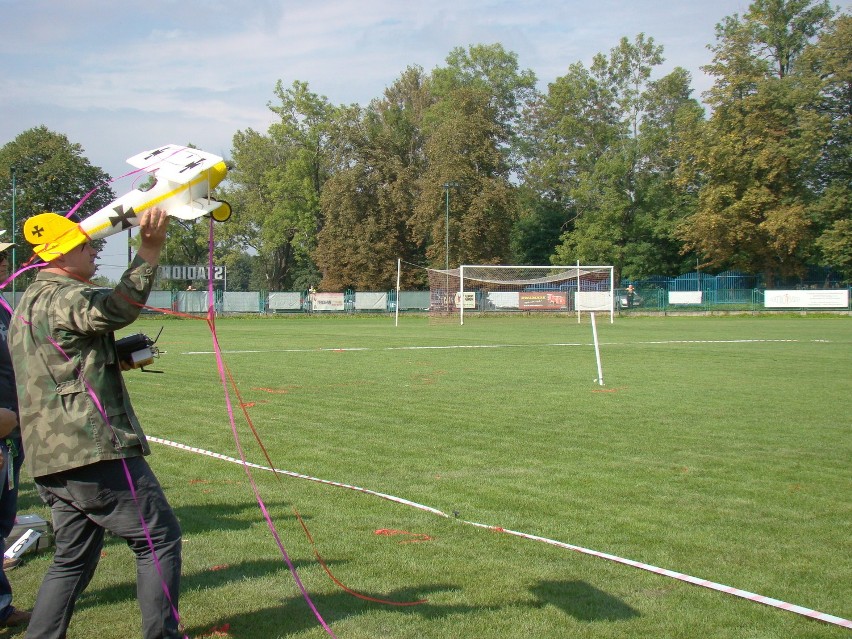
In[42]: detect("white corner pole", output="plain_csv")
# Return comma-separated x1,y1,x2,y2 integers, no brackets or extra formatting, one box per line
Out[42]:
577,260,581,324
459,265,465,326
610,266,615,323
591,311,604,386
395,258,401,327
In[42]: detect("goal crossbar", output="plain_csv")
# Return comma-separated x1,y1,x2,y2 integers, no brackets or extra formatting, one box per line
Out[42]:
433,266,608,287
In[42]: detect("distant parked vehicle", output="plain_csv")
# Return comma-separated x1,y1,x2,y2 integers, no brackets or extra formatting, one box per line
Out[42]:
617,289,643,309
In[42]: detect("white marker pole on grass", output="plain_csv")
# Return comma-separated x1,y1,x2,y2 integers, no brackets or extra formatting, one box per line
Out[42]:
395,258,401,327
590,311,604,385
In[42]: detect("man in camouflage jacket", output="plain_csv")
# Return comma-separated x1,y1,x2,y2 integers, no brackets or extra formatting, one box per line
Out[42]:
10,209,182,639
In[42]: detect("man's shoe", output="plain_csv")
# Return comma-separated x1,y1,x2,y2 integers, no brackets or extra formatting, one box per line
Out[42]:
2,608,32,626
2,557,20,571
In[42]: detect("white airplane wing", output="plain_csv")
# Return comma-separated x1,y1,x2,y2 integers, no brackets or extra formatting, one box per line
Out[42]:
168,198,228,220
126,145,225,182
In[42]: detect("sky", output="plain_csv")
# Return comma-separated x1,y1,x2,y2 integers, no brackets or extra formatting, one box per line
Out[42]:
2,0,849,282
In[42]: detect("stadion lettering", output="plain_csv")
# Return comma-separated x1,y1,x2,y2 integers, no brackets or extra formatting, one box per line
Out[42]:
159,265,226,281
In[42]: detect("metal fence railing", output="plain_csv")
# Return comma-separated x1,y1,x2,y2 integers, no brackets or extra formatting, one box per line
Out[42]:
5,287,848,315
173,287,851,314
613,287,851,313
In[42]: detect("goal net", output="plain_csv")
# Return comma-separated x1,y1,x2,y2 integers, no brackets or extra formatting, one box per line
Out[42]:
411,264,614,324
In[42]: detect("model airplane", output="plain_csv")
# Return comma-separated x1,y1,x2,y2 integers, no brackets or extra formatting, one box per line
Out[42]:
24,144,232,261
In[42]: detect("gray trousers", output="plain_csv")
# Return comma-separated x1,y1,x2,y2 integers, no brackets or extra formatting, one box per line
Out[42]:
26,456,182,639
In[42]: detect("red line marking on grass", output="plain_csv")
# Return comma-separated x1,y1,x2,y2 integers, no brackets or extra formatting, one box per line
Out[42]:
197,623,232,638
252,386,299,394
374,528,433,543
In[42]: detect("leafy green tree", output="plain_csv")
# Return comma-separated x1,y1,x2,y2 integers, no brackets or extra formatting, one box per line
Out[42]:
509,186,565,265
223,81,334,291
803,14,852,281
677,0,835,284
318,47,529,285
409,45,534,269
0,126,114,270
432,43,537,166
154,217,212,272
316,67,432,290
523,35,701,280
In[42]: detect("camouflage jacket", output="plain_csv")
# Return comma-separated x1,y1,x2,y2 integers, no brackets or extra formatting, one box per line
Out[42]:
9,256,156,478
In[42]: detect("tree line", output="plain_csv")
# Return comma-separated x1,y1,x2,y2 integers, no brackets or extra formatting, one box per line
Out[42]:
2,1,849,291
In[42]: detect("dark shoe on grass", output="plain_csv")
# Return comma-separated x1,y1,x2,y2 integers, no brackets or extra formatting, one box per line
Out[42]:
2,608,32,626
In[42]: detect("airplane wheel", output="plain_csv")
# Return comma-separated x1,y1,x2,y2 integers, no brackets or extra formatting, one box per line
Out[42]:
211,200,232,223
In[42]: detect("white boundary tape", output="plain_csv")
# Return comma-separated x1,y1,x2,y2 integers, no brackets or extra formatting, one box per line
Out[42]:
148,436,851,629
180,338,807,356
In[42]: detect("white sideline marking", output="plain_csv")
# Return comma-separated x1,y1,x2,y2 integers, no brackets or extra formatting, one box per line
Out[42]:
149,436,851,630
181,338,806,355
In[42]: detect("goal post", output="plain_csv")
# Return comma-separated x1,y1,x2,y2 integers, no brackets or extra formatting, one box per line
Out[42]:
395,261,614,325
457,264,614,325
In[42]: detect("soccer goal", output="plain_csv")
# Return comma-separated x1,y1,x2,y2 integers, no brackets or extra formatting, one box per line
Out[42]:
395,261,614,325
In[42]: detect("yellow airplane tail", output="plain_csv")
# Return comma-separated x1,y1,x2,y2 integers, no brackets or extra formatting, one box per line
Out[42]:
23,213,89,262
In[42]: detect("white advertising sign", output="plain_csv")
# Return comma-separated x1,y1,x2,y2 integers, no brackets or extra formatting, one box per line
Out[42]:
454,291,477,309
312,292,345,311
764,290,848,309
669,291,703,305
575,291,612,311
268,292,302,310
355,292,388,310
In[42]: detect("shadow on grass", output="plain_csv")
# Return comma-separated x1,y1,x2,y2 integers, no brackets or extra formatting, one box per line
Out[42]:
530,580,639,622
185,583,480,638
0,624,26,638
76,556,334,609
14,479,44,514
170,499,305,536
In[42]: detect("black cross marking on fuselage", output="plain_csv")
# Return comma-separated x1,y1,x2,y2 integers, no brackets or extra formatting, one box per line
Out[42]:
31,225,45,238
109,205,137,229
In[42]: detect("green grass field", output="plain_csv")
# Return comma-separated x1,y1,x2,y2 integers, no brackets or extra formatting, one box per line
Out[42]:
4,314,850,638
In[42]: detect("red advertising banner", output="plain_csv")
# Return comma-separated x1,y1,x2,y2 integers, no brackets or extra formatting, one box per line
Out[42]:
519,292,567,309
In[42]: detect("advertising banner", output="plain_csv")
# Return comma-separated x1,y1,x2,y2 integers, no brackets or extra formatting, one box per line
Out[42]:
268,292,302,310
454,291,477,309
764,289,849,308
312,292,345,311
575,291,612,311
355,292,388,310
669,291,703,305
519,292,567,309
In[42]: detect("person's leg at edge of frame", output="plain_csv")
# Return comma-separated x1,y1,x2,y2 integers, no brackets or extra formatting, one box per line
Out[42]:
0,444,14,620
87,457,183,639
25,486,105,639
0,439,29,626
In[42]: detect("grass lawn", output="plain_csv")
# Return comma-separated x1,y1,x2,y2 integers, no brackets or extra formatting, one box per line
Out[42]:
4,314,850,638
